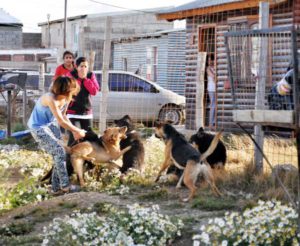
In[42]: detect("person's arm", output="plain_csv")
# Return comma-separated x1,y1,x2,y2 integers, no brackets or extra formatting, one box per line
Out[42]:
83,72,99,95
206,66,215,79
44,95,85,139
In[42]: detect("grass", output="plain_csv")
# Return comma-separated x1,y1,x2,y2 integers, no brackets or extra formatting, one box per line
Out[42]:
58,201,78,209
0,235,43,245
0,221,34,237
191,194,237,211
138,187,169,201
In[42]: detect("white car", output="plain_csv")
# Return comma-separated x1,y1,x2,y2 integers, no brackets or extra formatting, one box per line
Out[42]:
92,71,185,124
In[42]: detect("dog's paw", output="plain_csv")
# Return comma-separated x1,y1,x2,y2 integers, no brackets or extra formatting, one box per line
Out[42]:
181,197,189,203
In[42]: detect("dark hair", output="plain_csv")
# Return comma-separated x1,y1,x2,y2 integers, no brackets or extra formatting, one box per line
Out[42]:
75,57,88,67
63,50,74,59
51,76,79,99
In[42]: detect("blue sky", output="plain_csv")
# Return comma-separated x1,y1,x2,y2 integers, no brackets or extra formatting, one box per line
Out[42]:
1,0,191,32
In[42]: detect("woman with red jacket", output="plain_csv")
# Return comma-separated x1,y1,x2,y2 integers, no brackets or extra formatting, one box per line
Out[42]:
67,56,99,145
54,50,75,80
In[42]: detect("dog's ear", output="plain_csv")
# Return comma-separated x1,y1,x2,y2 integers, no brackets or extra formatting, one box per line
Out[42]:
123,115,131,120
165,119,174,125
119,126,128,134
197,127,205,137
155,120,165,128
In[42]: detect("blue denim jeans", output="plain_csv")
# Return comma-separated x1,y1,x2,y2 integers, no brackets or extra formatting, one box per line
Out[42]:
31,122,69,192
208,91,216,127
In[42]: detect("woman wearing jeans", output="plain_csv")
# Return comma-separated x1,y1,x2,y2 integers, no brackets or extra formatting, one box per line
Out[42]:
27,76,85,194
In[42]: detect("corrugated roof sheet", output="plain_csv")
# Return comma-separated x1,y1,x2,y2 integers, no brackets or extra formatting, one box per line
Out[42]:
158,0,242,14
0,8,22,25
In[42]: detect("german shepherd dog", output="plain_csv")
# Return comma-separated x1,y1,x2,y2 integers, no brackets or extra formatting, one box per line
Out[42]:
154,122,222,202
65,126,131,186
190,127,227,169
114,115,145,174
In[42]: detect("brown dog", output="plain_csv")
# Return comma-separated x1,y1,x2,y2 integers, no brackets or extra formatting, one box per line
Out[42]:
154,122,222,202
66,126,131,186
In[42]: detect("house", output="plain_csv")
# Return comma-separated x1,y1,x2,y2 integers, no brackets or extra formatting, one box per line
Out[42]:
0,8,23,49
38,8,173,70
157,0,300,131
112,29,186,95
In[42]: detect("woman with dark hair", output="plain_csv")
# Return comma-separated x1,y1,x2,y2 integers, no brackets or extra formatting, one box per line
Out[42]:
206,54,216,128
27,76,85,194
66,56,99,146
54,50,75,80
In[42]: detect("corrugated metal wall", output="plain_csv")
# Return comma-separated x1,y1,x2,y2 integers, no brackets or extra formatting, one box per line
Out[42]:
167,30,186,95
112,30,186,95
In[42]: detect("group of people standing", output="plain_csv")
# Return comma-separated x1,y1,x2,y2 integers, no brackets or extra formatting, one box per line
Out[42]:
27,51,99,194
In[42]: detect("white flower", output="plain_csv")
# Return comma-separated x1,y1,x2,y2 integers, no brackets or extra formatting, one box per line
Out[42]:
221,240,228,246
36,194,42,201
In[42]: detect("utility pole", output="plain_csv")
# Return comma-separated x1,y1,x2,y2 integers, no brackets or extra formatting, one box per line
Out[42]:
99,16,112,134
47,14,51,47
64,0,67,49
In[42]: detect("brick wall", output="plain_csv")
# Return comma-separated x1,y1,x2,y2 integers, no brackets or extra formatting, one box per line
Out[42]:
23,33,42,48
0,26,22,49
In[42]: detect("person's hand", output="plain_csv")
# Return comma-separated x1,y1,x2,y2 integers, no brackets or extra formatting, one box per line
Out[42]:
78,70,87,79
73,129,86,140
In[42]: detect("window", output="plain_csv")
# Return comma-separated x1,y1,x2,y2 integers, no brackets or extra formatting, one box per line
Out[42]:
12,54,34,62
0,55,11,61
109,73,128,92
127,75,152,93
108,73,152,93
228,16,259,86
72,23,79,45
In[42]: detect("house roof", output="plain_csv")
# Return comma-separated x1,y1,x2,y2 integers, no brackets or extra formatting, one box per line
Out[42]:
38,7,171,26
0,8,22,26
157,0,287,21
113,28,185,43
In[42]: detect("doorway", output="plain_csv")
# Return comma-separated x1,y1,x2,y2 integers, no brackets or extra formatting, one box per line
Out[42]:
198,25,216,128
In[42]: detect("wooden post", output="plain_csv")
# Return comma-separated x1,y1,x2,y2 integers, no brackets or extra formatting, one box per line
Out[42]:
22,88,27,125
195,52,207,129
6,89,12,137
89,50,96,71
38,63,45,95
99,16,112,134
291,28,300,235
254,1,269,174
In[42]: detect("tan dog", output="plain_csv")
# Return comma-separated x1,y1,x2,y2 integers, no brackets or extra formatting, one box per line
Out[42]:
66,126,131,186
154,122,222,202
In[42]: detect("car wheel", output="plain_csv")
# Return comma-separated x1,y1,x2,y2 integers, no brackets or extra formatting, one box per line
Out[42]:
158,107,182,125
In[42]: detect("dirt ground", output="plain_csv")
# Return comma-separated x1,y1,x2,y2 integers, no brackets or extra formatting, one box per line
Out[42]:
0,183,228,245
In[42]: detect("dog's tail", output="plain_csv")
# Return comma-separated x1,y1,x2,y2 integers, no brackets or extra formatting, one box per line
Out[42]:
200,129,223,161
40,167,53,183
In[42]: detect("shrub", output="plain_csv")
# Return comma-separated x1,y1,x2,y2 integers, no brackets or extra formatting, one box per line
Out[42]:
42,204,183,246
193,200,299,245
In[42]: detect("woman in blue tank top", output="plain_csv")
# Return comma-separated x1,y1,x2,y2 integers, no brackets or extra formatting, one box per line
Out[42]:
28,76,85,194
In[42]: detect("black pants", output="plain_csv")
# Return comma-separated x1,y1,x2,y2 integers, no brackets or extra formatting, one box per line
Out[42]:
67,118,92,146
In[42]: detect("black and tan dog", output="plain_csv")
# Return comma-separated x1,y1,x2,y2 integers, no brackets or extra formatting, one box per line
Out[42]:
114,115,145,174
154,122,222,202
190,127,227,169
65,126,131,186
